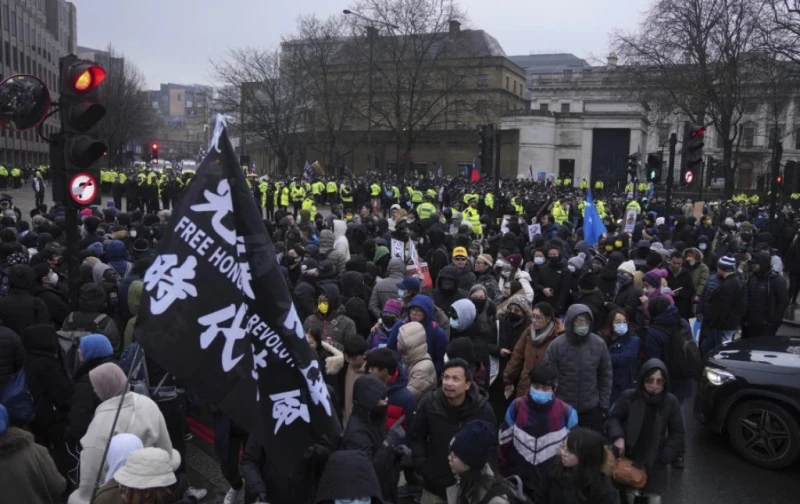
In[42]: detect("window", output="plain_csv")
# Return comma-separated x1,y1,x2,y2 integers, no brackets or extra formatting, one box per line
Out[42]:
476,74,488,88
10,12,15,35
795,128,800,150
539,103,549,112
560,103,571,113
505,76,509,89
744,102,758,114
768,125,783,148
742,124,755,148
563,69,573,79
454,100,467,114
513,81,517,93
476,100,488,115
657,124,670,145
2,6,7,30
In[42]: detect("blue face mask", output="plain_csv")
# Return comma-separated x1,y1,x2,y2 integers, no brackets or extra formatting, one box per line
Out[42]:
529,388,554,404
398,289,405,298
617,273,628,284
614,323,628,336
335,499,371,504
449,318,460,329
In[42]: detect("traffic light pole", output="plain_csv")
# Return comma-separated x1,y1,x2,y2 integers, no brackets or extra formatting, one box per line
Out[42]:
51,131,80,310
769,141,783,234
665,133,677,221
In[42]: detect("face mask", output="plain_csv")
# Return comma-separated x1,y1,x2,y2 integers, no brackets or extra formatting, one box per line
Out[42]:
617,273,628,284
48,272,58,285
381,315,397,328
529,388,554,404
644,287,655,296
548,256,559,265
398,289,405,298
318,301,329,315
573,323,590,336
506,312,522,324
614,323,628,336
568,264,576,273
335,500,371,504
471,299,486,313
699,243,707,251
615,240,623,248
440,280,456,292
130,230,137,238
449,318,460,329
687,259,696,267
534,257,545,265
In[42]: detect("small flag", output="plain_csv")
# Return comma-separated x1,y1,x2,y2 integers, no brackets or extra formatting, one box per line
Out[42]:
302,161,312,180
582,190,607,246
470,165,481,182
135,115,339,475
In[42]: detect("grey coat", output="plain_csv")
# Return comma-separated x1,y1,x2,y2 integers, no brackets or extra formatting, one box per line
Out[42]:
369,257,406,319
544,304,613,412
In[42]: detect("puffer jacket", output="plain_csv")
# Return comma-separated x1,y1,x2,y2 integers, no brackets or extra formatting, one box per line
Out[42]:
499,269,534,304
302,284,357,346
387,295,448,375
745,252,790,327
683,248,710,296
645,306,695,402
319,229,347,281
503,317,565,399
0,326,23,388
332,219,351,262
397,322,436,401
369,257,405,319
544,304,613,413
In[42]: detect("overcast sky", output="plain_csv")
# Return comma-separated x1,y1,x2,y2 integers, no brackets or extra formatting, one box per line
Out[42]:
76,0,648,89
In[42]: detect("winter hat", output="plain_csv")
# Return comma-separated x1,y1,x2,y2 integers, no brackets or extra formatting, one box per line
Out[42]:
717,255,737,272
643,268,668,288
578,273,597,291
506,253,523,269
79,334,113,362
568,253,585,271
396,276,421,292
373,246,390,263
89,362,129,401
446,337,476,366
80,208,93,217
104,434,144,485
646,251,664,270
452,246,468,258
450,420,496,471
617,260,636,277
724,217,736,228
114,447,181,489
476,253,494,267
87,241,104,258
318,260,337,280
450,298,477,329
382,299,403,317
0,404,7,435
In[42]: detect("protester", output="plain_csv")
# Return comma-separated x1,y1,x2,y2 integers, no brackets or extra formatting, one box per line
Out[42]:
448,419,511,504
600,310,640,406
366,348,416,429
93,433,143,504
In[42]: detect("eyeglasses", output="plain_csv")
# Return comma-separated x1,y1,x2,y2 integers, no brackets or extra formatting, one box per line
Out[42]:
453,256,467,261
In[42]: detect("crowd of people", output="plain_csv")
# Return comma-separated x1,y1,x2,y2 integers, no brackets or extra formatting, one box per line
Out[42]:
0,169,796,504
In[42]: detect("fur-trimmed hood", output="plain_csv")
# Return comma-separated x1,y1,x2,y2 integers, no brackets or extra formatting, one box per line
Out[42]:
321,340,344,375
0,427,33,457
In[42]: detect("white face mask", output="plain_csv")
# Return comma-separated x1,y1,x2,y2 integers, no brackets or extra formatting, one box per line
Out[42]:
568,264,576,273
48,272,58,284
130,230,138,238
534,257,545,265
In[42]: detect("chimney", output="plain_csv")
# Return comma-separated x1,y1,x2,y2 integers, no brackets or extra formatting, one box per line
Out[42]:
607,52,618,68
448,20,461,34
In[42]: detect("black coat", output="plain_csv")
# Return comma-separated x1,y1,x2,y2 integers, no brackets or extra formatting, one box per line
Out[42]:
666,267,695,320
705,273,744,331
32,285,70,328
607,359,685,495
0,266,51,336
409,387,496,497
785,239,800,274
535,468,618,504
64,356,117,445
611,280,643,331
293,279,318,323
0,326,23,387
534,262,571,315
574,290,607,333
20,324,72,434
315,450,385,504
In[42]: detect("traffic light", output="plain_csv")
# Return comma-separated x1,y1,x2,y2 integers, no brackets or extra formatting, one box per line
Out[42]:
626,154,638,182
60,56,106,172
646,153,662,182
478,125,486,170
706,156,716,186
681,122,705,186
151,143,159,164
776,174,783,186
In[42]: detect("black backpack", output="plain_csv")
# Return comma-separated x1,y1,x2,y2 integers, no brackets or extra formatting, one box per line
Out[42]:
478,475,534,504
652,323,702,380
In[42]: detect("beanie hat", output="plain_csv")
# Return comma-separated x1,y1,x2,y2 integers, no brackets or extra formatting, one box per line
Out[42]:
396,276,421,292
382,299,403,316
79,334,113,362
643,268,668,288
617,260,636,276
469,284,487,299
506,253,522,269
446,337,476,366
717,255,736,272
578,273,597,291
476,253,494,267
568,253,585,270
373,246,390,263
450,420,496,471
646,251,664,270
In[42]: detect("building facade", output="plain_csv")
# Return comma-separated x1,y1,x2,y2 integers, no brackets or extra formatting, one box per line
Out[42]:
0,0,76,167
147,82,213,162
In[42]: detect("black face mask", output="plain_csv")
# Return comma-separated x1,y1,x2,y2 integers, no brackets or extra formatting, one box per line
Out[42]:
440,279,456,292
506,312,522,324
472,299,486,313
548,257,559,265
381,315,397,327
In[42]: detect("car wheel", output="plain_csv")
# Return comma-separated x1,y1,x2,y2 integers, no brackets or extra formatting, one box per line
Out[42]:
727,400,800,469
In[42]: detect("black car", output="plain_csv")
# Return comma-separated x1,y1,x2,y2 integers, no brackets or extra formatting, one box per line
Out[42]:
694,335,800,469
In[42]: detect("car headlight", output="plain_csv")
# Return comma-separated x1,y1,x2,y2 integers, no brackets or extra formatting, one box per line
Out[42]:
704,367,735,385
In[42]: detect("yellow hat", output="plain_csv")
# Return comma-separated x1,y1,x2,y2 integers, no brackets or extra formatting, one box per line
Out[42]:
452,246,468,258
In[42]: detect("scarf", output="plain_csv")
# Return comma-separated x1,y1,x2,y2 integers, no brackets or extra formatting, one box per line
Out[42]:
530,321,555,346
89,362,129,401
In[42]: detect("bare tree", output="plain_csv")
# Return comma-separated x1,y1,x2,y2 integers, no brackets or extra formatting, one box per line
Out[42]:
211,47,305,173
282,14,369,174
610,0,766,197
97,45,156,167
348,0,491,175
762,0,800,66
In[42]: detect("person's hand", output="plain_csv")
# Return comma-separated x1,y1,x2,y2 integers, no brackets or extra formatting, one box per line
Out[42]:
543,288,554,297
614,438,625,458
640,295,649,306
504,384,514,399
500,348,512,357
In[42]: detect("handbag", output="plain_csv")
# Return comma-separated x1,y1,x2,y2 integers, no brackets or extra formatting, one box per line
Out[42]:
489,320,500,385
613,457,648,489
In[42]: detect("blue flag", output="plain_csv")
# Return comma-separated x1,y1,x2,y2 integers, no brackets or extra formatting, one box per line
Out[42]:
583,190,607,246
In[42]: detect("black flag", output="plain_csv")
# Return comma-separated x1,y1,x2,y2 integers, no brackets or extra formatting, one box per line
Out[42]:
135,117,339,474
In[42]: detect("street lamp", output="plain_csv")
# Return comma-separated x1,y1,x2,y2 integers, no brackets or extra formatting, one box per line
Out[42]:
343,8,398,172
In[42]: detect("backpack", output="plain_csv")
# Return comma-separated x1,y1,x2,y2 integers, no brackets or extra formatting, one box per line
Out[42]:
652,323,702,380
0,369,35,425
56,313,111,378
478,475,534,504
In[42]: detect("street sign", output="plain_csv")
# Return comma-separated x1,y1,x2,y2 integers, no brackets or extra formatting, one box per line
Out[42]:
69,172,97,205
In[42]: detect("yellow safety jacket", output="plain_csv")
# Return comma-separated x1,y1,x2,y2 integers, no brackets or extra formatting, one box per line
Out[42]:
485,193,495,210
411,190,423,204
580,179,589,190
302,197,317,216
291,185,305,202
370,183,381,197
555,178,562,186
594,180,604,190
552,203,568,225
596,200,607,219
340,185,353,203
326,181,337,194
259,181,269,207
463,207,482,235
417,202,437,220
626,201,641,213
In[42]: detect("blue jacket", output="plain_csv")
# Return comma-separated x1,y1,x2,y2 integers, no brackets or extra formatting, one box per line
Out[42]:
386,295,448,376
645,306,695,402
386,364,417,430
607,332,640,407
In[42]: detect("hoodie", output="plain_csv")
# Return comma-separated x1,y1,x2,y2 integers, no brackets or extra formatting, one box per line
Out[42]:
387,295,448,375
314,450,385,504
332,220,351,262
369,257,406,319
428,266,468,312
0,265,50,335
104,240,131,278
544,304,613,413
302,283,357,346
397,322,436,401
745,252,790,328
645,305,695,401
385,365,416,430
341,271,372,335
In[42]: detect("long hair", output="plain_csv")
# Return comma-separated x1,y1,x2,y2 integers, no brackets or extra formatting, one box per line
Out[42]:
456,465,502,504
552,428,615,503
601,309,628,343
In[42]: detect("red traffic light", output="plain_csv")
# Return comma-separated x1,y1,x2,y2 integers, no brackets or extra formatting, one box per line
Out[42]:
776,175,783,184
690,127,706,138
70,64,106,93
152,143,158,150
